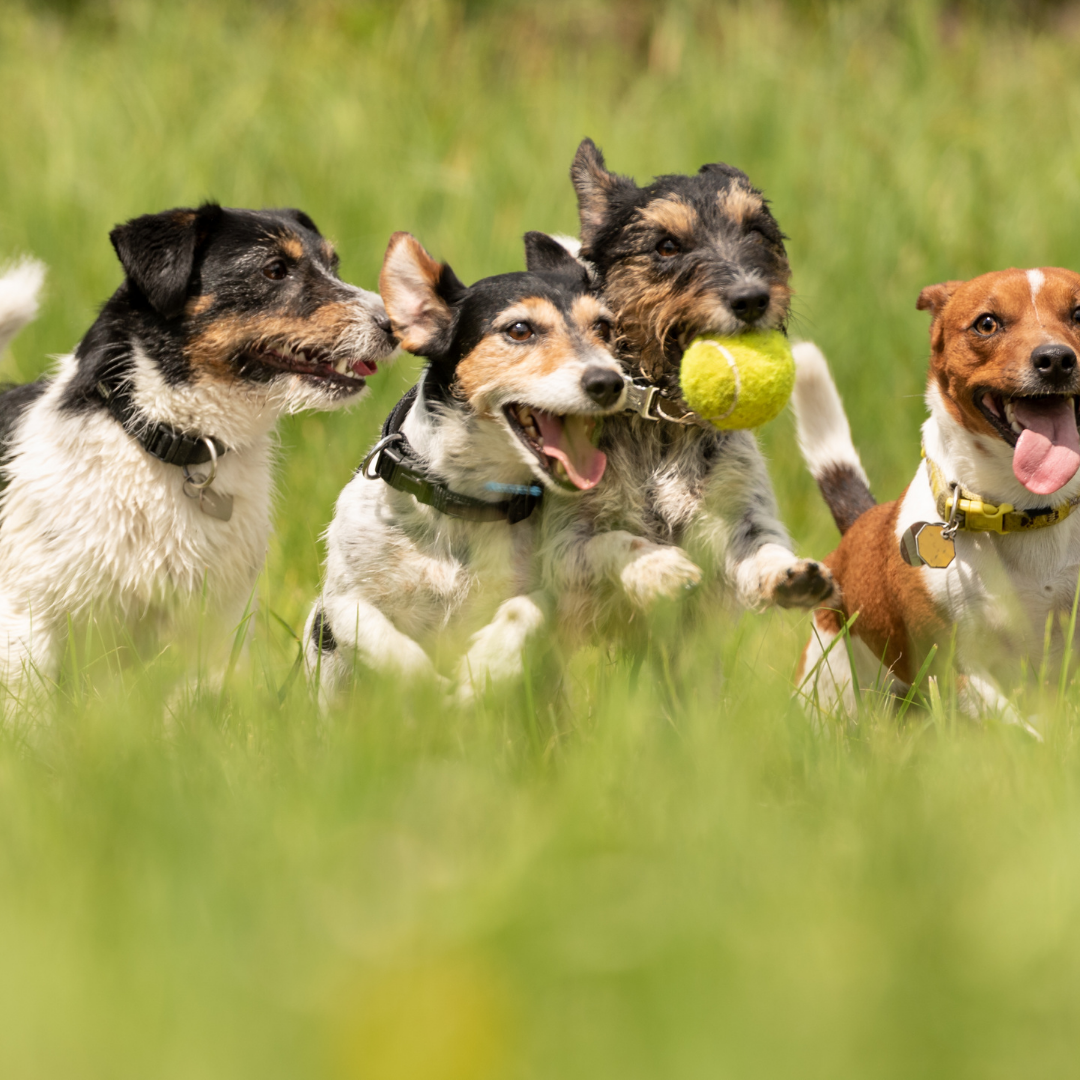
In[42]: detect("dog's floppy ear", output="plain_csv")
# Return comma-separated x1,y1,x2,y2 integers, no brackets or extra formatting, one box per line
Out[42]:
570,138,634,250
110,203,223,320
281,208,321,235
917,280,963,351
523,232,587,280
379,232,465,356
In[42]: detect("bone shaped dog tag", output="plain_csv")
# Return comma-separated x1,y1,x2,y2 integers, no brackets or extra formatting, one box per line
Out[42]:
900,521,954,569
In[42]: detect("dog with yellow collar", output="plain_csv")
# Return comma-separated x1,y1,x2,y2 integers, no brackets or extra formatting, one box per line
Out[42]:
792,267,1080,724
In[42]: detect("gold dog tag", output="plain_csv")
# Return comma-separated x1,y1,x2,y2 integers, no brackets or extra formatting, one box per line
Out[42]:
900,522,954,569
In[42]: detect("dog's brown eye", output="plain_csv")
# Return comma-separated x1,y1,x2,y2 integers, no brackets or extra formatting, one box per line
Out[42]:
506,321,533,342
262,259,288,281
594,319,613,343
973,313,1000,335
656,238,680,258
1072,307,1080,324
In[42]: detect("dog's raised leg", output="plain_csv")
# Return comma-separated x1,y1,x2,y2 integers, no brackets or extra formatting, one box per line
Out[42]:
686,430,835,609
303,596,444,703
454,591,549,702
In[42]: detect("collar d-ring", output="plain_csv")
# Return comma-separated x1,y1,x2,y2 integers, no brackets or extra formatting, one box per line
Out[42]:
182,436,220,491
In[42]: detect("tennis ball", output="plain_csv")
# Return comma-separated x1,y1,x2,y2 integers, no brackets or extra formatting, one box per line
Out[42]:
679,331,795,429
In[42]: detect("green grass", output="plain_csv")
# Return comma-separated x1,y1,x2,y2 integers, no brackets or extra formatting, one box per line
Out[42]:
5,1,1080,1076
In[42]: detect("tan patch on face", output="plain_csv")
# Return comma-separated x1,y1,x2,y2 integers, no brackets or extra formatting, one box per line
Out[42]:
604,259,791,380
637,196,698,242
718,184,763,225
184,293,215,317
570,294,614,346
279,234,304,261
184,302,358,380
455,297,581,408
923,267,1080,436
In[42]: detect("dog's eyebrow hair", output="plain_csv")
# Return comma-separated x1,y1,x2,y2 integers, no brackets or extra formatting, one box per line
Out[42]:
278,235,304,260
637,197,698,236
717,185,764,224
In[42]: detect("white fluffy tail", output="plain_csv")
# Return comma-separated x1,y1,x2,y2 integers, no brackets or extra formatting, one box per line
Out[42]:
0,258,45,358
791,341,876,535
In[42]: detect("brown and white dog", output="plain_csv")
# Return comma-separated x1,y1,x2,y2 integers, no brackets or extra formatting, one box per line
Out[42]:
794,268,1080,722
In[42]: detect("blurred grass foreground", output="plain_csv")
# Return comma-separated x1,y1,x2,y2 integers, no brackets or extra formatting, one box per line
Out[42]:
7,0,1080,1076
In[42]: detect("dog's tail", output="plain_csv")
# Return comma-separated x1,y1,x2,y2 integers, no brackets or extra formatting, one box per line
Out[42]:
791,341,876,535
0,258,45,359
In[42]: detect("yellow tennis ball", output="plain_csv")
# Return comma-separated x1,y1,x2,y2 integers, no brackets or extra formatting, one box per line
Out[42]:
679,331,795,429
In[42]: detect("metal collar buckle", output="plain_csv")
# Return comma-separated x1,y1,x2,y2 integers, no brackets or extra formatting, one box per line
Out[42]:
622,377,698,425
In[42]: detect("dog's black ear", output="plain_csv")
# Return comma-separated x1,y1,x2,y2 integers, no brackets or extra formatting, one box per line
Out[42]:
523,232,586,279
570,138,634,251
379,232,464,356
281,208,321,235
110,203,222,320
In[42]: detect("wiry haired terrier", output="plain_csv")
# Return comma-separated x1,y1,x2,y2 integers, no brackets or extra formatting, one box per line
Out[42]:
531,139,835,629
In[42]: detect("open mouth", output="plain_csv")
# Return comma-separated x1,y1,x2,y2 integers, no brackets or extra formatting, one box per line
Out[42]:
503,404,607,491
244,343,378,387
978,390,1080,495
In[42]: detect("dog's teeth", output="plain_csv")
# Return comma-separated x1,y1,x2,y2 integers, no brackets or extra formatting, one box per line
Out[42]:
335,357,350,374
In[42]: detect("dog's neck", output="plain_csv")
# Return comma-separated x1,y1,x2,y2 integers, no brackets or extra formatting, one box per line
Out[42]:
400,372,544,504
924,380,1080,511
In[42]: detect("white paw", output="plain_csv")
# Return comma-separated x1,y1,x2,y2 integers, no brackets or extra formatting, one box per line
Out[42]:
620,541,702,609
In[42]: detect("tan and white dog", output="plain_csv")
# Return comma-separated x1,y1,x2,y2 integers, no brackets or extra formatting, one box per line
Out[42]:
794,268,1080,721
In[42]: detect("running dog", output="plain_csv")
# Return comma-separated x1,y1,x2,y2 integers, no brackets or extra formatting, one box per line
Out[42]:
794,268,1080,722
532,140,834,634
0,204,394,701
304,230,691,699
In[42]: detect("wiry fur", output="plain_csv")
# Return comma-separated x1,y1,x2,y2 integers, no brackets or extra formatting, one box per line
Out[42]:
533,139,835,631
306,232,695,701
0,207,394,704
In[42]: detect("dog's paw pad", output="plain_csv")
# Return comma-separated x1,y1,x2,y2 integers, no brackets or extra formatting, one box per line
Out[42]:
773,560,837,609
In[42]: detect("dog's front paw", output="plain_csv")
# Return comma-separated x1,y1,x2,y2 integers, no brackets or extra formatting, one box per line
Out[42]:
620,541,703,609
770,559,837,609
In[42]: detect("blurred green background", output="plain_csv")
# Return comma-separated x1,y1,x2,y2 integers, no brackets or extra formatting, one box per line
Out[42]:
5,1,1080,1076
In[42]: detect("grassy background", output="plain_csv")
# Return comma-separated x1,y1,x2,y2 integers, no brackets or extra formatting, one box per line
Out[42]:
4,1,1080,1076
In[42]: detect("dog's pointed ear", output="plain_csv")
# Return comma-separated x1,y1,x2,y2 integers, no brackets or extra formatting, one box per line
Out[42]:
379,232,464,356
110,203,222,320
570,138,633,251
917,280,963,351
523,232,586,279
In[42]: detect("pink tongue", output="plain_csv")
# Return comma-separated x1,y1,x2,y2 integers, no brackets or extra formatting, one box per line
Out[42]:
1012,399,1080,494
533,411,607,490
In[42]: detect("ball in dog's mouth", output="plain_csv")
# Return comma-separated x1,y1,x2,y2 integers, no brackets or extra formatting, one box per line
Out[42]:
979,390,1080,495
503,403,607,491
244,342,379,387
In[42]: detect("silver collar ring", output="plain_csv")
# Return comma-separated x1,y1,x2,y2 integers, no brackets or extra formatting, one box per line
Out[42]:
182,437,220,491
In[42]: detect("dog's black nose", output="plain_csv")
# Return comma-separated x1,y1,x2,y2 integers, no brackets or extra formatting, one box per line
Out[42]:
1031,342,1077,383
729,285,771,324
376,315,393,336
582,367,625,408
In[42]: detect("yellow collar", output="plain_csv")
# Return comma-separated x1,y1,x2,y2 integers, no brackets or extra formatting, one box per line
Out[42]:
924,448,1080,534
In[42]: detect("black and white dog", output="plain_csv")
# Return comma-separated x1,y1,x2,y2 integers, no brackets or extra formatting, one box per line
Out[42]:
305,231,701,700
0,204,393,700
531,140,835,632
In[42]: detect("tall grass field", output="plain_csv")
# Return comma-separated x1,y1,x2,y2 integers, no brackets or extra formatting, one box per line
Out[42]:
4,1,1080,1076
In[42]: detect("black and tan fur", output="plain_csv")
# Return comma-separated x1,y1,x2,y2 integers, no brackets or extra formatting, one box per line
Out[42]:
531,139,834,633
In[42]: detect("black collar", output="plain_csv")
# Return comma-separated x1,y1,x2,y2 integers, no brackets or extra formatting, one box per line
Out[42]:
362,385,542,525
96,378,227,467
